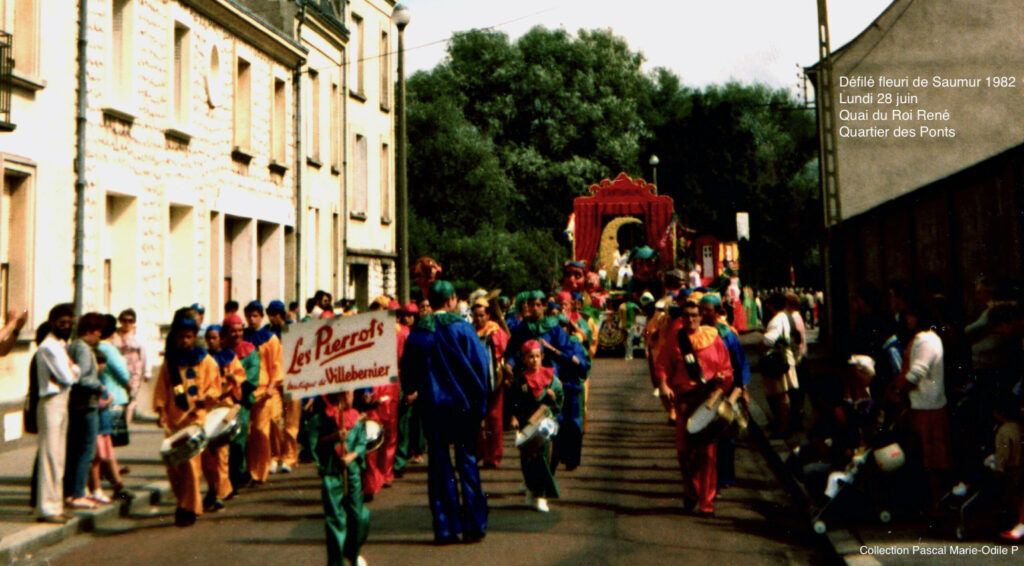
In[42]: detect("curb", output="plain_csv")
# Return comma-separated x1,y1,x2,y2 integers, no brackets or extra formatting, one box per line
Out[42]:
0,481,173,564
744,374,875,566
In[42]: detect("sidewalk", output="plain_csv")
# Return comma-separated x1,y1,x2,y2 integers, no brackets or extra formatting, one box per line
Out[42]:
0,423,173,564
742,330,1020,566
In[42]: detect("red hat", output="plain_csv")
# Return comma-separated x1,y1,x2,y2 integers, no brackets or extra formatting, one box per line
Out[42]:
521,339,542,354
399,302,419,315
388,299,401,311
222,313,244,327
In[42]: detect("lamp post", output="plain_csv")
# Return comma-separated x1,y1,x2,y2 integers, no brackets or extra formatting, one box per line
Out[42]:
648,154,659,191
393,4,411,304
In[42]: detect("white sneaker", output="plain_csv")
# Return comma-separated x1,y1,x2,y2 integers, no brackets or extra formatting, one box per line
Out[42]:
535,497,549,513
279,463,293,474
355,556,367,566
269,461,279,474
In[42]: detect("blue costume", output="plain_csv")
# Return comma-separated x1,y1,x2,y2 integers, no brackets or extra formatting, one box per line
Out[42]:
400,306,490,543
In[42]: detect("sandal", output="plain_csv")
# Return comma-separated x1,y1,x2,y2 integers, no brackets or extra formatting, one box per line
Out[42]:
68,497,98,510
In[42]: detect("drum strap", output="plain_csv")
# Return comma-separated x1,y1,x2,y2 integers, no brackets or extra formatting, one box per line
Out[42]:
677,329,704,383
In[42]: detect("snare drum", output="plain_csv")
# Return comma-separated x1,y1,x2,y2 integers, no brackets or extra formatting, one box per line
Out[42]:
364,419,384,453
204,405,242,448
160,425,207,466
515,416,559,453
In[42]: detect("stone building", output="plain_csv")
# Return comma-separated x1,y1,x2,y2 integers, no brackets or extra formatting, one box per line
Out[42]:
0,0,79,440
342,0,396,310
812,0,1024,347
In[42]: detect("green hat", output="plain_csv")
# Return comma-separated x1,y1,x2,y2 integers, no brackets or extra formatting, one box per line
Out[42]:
632,246,656,260
699,293,722,308
528,290,546,301
429,280,456,305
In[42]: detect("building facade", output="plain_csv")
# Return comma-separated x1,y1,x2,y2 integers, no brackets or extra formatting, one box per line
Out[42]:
343,0,396,310
0,0,78,438
813,0,1024,348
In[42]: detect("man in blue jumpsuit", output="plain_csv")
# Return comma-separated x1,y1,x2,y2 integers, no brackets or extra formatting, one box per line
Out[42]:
400,280,490,544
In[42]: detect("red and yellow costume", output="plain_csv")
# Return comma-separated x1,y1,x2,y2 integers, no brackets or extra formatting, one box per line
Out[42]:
477,320,509,467
654,321,733,513
364,322,408,495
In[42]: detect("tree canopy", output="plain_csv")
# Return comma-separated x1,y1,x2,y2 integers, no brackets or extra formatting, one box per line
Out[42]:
407,26,821,291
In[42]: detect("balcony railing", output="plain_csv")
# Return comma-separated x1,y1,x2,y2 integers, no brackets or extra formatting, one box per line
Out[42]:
0,31,12,128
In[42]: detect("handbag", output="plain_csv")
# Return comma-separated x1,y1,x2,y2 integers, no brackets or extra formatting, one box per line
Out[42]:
110,404,130,447
760,349,789,379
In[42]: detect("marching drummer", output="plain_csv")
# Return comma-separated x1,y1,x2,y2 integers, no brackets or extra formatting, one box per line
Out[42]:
305,391,370,566
508,340,564,513
653,299,733,517
153,317,221,527
242,301,285,481
201,325,246,511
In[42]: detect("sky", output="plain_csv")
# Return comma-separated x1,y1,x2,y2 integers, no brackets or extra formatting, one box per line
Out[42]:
399,0,894,94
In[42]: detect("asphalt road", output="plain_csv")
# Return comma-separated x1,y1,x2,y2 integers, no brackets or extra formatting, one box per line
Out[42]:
26,357,828,566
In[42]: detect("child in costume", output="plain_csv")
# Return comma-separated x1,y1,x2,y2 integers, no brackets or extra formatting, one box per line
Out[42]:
305,390,370,566
509,340,564,513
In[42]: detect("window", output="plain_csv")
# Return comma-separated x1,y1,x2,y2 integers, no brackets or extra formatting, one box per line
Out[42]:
104,194,138,316
379,29,389,110
380,142,390,223
205,46,220,108
330,82,339,171
2,0,38,77
167,205,195,315
309,70,320,162
272,78,286,164
1,166,32,327
233,57,251,153
350,14,364,97
257,222,280,303
172,23,190,124
352,134,367,217
110,0,133,106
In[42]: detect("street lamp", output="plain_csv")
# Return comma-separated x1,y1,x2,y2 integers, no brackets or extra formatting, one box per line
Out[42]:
649,154,659,190
393,4,411,304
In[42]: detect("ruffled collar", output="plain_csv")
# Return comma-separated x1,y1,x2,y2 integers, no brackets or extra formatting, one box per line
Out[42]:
243,326,275,348
415,312,464,332
173,346,208,367
233,340,256,359
476,320,502,338
525,316,559,336
687,325,720,351
524,366,554,398
211,348,236,369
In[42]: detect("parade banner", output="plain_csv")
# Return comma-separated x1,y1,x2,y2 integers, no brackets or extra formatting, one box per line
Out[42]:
283,311,397,397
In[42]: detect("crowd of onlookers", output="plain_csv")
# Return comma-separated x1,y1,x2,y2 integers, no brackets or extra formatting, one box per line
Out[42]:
786,276,1024,540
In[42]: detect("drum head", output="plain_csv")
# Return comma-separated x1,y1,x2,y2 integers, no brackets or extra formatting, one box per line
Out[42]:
687,403,718,434
204,406,232,437
365,420,384,453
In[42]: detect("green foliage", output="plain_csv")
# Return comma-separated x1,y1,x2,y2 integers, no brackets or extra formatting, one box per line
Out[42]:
407,26,822,291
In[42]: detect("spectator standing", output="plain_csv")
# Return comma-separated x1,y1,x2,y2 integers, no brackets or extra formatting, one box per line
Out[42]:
112,309,149,423
33,304,78,523
64,312,106,510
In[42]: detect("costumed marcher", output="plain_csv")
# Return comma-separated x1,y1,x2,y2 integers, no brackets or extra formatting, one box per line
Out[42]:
305,391,370,566
654,299,733,516
220,314,259,491
394,302,425,475
508,340,564,512
153,317,220,526
266,299,301,473
472,297,510,469
742,286,761,330
627,246,663,302
698,294,751,489
505,290,590,473
400,280,490,544
412,256,443,300
201,325,246,511
362,296,406,498
243,301,284,481
645,299,676,424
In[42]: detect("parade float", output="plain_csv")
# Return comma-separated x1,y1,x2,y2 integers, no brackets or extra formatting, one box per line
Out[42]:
568,173,741,355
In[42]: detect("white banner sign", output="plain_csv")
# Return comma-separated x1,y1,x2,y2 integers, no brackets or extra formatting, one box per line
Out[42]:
283,311,397,397
736,212,750,241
